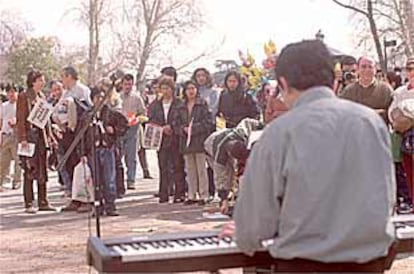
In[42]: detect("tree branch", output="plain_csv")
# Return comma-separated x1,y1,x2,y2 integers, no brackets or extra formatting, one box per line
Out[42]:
331,0,369,17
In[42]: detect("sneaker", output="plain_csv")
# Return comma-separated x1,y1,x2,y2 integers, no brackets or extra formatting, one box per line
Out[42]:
106,210,120,217
25,206,37,214
159,198,169,203
61,201,80,211
12,181,21,190
173,197,185,203
38,204,57,212
398,202,414,214
184,200,197,205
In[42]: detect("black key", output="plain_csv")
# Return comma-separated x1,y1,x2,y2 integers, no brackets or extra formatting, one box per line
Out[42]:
203,237,214,244
131,243,140,250
118,244,129,251
150,242,160,248
184,239,193,246
176,239,186,246
158,241,168,248
165,240,174,248
138,243,148,250
195,238,206,245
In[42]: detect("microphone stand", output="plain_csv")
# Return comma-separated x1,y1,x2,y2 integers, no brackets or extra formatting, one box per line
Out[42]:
57,80,117,238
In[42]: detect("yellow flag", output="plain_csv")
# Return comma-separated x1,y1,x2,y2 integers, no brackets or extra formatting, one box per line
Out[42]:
216,117,226,130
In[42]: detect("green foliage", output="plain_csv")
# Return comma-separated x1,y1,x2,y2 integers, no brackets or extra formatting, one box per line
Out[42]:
6,37,60,86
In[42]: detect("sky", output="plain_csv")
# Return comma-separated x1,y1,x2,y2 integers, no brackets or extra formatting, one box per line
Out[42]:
0,0,366,72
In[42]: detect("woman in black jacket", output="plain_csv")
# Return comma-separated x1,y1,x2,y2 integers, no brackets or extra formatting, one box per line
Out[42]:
173,80,213,205
217,71,260,128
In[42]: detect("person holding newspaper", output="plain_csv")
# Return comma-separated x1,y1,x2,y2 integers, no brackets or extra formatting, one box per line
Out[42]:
16,70,55,214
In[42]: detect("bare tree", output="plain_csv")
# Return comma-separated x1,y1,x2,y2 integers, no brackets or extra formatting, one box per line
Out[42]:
65,0,111,85
0,10,31,55
332,0,414,70
120,0,204,88
332,0,386,71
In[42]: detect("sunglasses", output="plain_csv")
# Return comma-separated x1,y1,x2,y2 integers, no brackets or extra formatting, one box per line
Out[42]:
406,66,414,72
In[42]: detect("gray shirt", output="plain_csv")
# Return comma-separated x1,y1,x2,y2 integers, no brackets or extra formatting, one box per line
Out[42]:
234,86,395,263
120,91,146,119
64,81,92,106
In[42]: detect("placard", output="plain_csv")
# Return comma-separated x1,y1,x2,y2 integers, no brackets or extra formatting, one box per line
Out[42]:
143,123,163,150
27,98,54,129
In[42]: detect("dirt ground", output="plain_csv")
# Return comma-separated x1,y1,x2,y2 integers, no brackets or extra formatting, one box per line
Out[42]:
0,151,413,274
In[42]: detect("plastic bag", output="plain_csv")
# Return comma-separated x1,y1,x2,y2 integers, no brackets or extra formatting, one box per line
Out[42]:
71,161,95,203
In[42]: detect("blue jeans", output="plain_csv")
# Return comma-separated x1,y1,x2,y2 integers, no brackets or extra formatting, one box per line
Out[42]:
122,125,138,184
90,148,117,211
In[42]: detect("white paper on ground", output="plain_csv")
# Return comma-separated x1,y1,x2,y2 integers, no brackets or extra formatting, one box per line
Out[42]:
202,212,230,220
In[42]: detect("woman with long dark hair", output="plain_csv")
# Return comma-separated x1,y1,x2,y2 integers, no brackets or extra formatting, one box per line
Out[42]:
217,71,259,128
174,80,213,205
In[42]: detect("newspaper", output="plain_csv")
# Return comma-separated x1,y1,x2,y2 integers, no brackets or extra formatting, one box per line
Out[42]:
27,98,54,129
143,123,163,150
17,142,36,157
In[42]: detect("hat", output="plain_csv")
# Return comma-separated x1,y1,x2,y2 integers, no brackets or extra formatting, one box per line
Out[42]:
406,56,414,66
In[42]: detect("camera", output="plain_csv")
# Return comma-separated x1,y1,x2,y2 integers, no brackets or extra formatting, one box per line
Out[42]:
343,71,356,83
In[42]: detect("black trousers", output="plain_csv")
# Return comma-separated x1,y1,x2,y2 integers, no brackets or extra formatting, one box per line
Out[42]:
157,145,185,201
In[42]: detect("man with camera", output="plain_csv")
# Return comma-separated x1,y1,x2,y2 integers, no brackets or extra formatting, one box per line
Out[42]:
334,55,357,95
340,56,393,122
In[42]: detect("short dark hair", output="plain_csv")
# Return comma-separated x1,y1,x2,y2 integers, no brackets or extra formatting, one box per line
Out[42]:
386,71,402,88
160,66,177,81
49,79,62,89
26,70,44,89
122,73,134,83
62,66,79,80
341,55,357,67
182,80,199,101
158,77,176,91
5,83,17,92
275,40,334,90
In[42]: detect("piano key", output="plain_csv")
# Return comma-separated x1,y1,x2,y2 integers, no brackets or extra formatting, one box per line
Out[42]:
150,242,160,248
195,238,206,245
137,243,148,250
175,239,186,246
158,241,168,248
203,237,214,244
131,243,141,250
165,240,175,248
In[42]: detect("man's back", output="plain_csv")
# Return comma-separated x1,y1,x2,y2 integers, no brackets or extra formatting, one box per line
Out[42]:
235,87,395,263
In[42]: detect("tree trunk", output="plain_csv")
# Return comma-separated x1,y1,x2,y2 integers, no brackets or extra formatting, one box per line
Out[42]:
367,0,387,71
402,0,414,55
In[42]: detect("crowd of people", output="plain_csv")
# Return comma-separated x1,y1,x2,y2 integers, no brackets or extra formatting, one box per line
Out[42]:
0,46,413,218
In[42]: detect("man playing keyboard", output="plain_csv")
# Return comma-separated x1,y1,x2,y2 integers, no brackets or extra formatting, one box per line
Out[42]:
222,40,396,268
